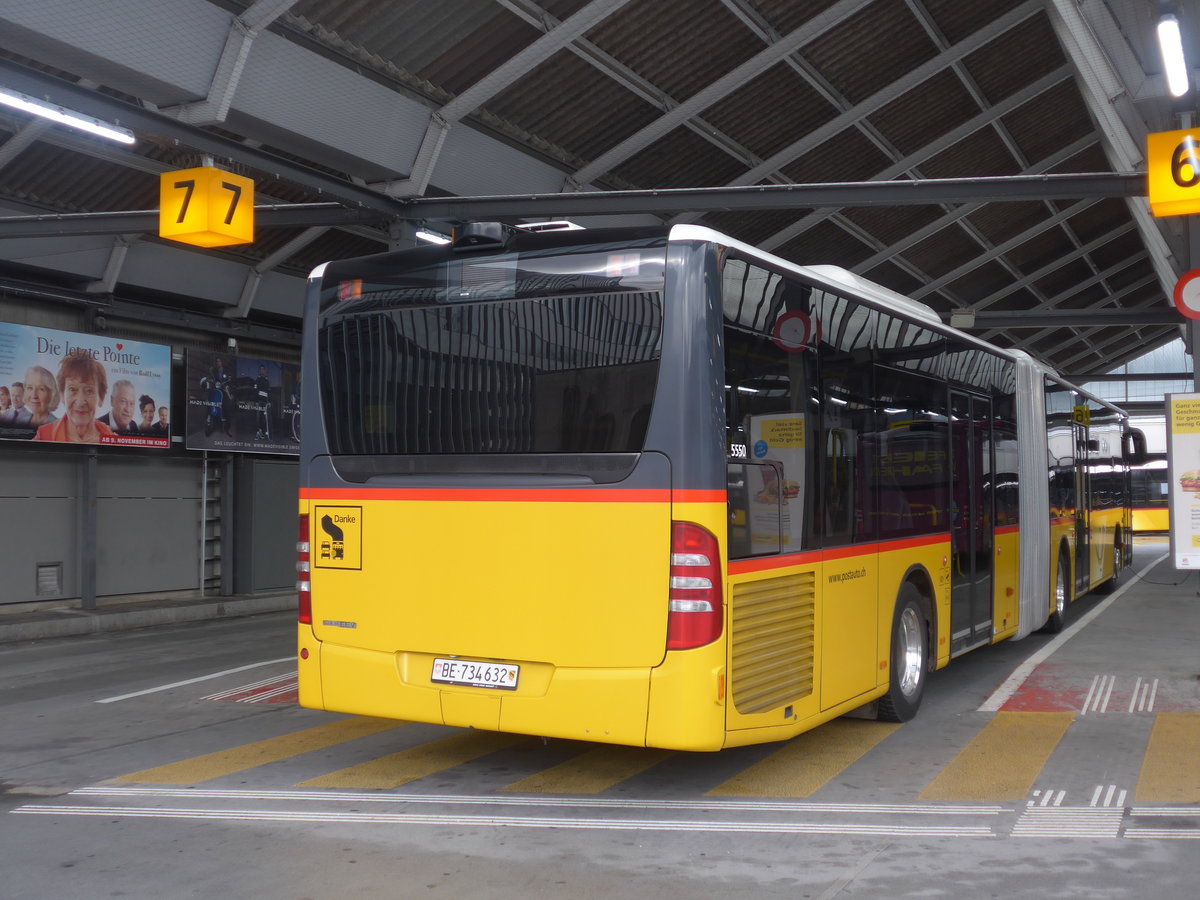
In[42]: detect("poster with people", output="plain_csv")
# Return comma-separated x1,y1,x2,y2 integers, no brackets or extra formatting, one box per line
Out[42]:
184,349,300,455
0,323,171,447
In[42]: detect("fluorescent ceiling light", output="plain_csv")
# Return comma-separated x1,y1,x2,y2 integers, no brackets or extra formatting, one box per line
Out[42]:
0,86,135,144
415,229,450,245
517,220,585,232
1158,14,1190,98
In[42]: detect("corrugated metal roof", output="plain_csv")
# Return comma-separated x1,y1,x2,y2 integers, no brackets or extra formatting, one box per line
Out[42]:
0,0,1187,376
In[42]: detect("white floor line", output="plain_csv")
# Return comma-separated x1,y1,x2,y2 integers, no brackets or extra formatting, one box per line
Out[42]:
69,786,1007,815
10,804,997,837
978,553,1167,712
95,657,294,704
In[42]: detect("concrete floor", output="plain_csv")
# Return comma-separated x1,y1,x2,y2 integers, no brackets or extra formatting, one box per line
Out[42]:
3,536,1199,899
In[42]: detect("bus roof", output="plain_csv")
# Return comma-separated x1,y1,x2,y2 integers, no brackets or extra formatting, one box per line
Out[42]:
670,223,944,327
668,223,1129,419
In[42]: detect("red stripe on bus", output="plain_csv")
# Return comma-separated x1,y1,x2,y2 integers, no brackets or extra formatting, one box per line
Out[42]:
727,551,823,574
728,533,950,575
1050,517,1073,527
300,487,673,502
300,488,726,503
673,490,728,503
822,533,949,560
995,524,1020,536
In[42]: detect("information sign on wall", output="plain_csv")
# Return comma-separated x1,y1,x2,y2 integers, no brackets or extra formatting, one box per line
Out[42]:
0,323,171,447
1166,392,1200,568
185,349,299,455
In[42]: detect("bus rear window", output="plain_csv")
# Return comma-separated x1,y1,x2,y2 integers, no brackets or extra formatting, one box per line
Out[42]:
318,290,662,455
319,241,666,313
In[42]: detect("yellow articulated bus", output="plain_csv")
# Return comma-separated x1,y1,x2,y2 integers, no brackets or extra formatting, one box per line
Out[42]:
1131,455,1168,533
296,223,1143,751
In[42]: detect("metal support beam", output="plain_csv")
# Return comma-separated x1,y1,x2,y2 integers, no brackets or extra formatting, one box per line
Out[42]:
945,308,1181,328
499,0,774,187
170,0,299,125
0,56,410,215
221,457,235,597
1067,371,1193,382
0,120,49,170
98,298,301,345
758,68,1077,251
0,174,1146,238
723,2,1042,191
571,0,875,185
910,198,1097,302
1046,0,1182,306
405,173,1145,220
388,0,632,196
224,225,329,318
79,448,98,610
967,222,1136,314
0,203,387,238
84,233,138,294
1053,296,1173,370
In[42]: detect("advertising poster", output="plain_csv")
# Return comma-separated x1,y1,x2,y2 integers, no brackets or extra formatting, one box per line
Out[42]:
1167,392,1200,569
748,413,806,552
0,322,171,447
185,349,300,455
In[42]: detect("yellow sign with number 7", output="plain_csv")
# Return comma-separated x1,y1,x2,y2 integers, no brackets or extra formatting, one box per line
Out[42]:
159,166,254,247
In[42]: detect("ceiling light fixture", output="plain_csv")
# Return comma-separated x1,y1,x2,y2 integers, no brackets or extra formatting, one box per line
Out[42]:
0,85,135,144
415,229,451,245
1157,13,1190,98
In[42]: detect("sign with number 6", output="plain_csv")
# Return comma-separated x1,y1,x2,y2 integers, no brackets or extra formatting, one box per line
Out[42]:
1148,129,1200,217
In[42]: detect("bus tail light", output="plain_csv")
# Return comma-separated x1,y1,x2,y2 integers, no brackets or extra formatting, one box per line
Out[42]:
667,521,723,650
297,513,312,625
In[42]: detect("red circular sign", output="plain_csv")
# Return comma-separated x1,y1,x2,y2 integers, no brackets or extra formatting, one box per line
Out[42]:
1173,269,1200,320
771,311,814,352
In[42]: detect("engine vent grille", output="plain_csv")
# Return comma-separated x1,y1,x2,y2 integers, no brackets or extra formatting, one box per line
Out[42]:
730,571,816,715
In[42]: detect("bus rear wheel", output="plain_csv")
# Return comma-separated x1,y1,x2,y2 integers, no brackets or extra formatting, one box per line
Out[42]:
1043,548,1069,633
878,584,928,723
1096,529,1124,594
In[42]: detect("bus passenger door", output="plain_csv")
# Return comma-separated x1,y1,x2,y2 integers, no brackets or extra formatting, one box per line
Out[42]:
819,427,878,711
949,392,994,655
1073,423,1090,595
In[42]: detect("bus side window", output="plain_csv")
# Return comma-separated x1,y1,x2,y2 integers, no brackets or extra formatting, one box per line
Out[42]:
721,256,818,555
727,462,783,558
824,428,854,537
820,361,877,546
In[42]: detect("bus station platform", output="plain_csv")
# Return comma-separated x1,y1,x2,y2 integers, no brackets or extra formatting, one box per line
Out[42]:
981,536,1192,719
0,590,296,645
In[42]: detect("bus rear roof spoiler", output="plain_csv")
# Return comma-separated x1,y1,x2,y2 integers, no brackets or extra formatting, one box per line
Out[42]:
452,221,515,251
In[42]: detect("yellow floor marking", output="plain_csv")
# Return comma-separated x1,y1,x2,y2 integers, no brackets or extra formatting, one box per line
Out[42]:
299,730,527,789
707,719,901,798
919,711,1073,802
1136,712,1200,803
118,716,403,784
500,746,674,794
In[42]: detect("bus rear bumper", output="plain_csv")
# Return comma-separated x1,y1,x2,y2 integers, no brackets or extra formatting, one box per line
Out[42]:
308,640,656,747
296,625,323,710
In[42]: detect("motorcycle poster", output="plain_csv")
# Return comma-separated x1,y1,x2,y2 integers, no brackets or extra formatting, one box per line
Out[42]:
184,349,299,454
